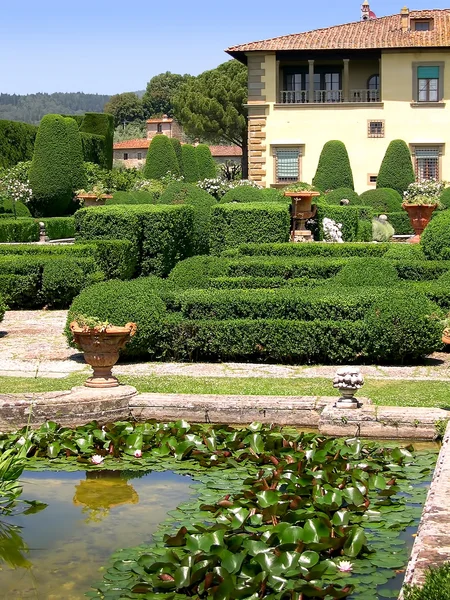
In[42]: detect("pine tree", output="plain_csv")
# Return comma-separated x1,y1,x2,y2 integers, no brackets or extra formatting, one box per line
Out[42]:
312,141,354,192
377,140,415,195
143,134,180,180
196,144,216,179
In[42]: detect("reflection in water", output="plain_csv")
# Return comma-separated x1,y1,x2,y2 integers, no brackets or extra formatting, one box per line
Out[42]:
0,469,193,600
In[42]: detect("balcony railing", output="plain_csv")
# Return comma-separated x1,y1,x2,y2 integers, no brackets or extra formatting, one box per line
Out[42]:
280,89,380,104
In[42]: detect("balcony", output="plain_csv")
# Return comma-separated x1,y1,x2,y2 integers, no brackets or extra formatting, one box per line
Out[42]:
279,89,380,104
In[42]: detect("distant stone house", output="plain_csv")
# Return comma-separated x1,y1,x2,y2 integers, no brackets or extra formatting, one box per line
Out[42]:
146,115,184,141
113,138,242,170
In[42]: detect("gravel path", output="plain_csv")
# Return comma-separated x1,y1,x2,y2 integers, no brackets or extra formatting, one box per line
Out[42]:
0,310,449,380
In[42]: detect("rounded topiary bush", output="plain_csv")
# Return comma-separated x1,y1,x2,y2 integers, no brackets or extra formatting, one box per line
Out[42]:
67,278,167,357
312,141,354,192
196,144,216,179
158,182,217,254
29,114,74,216
0,198,32,217
220,186,264,203
143,134,180,180
180,144,200,183
364,292,442,363
332,258,399,287
439,187,450,210
359,188,403,213
168,255,227,289
376,140,415,195
324,188,360,205
261,188,289,202
421,210,450,260
169,138,183,171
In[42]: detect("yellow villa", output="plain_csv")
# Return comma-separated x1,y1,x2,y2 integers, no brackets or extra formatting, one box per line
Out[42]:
226,4,450,192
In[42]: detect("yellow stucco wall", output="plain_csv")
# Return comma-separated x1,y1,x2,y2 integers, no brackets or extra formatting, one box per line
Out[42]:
254,50,450,193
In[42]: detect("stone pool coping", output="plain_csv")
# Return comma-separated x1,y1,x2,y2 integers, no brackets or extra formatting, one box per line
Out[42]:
0,386,448,440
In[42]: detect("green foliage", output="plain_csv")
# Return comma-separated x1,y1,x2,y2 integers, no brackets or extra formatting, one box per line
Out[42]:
365,291,442,363
220,186,265,203
359,188,403,213
75,204,194,276
93,239,138,280
169,138,183,170
315,203,359,241
332,258,399,287
0,120,37,168
79,112,114,169
103,92,144,127
173,61,247,176
169,256,227,289
261,188,287,202
80,132,106,166
356,220,373,242
324,188,360,205
196,143,216,179
403,564,450,600
158,181,217,254
210,203,290,255
0,198,32,217
312,141,354,192
231,242,390,258
180,144,200,182
386,211,414,235
64,117,86,191
0,219,39,242
29,114,74,217
384,244,425,260
143,135,180,180
84,162,144,193
142,71,191,117
113,120,147,143
372,218,394,242
106,191,156,205
0,293,5,323
67,278,167,357
41,217,75,239
41,257,100,308
377,140,415,195
421,210,450,260
440,187,450,210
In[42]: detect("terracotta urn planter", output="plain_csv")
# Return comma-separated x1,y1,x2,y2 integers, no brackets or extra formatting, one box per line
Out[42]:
443,333,450,346
284,191,320,242
70,321,137,388
402,203,437,244
76,194,113,208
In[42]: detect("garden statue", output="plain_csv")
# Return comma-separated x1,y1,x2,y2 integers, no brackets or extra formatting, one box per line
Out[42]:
333,367,364,409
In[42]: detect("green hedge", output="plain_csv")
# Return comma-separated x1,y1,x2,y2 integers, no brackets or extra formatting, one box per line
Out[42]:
209,276,288,290
421,210,450,260
0,120,37,169
41,257,101,308
106,191,156,205
376,140,415,195
312,141,354,192
158,182,217,254
143,135,180,180
386,211,414,235
383,244,425,260
80,132,106,166
0,219,39,242
332,258,399,287
440,188,450,210
75,204,194,276
41,217,75,239
359,188,403,213
220,186,265,203
411,281,450,310
315,203,359,241
0,199,32,217
196,144,216,179
226,257,346,280
0,293,6,322
79,113,114,169
180,144,200,182
323,188,360,205
210,203,290,255
67,278,167,357
168,256,227,289
228,242,390,258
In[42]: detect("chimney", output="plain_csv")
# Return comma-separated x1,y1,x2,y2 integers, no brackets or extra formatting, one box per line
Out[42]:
401,6,410,32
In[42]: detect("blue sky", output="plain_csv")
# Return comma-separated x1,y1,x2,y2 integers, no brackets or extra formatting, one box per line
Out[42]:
2,0,450,94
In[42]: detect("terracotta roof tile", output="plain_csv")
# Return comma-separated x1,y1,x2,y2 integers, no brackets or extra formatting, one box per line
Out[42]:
226,9,450,54
146,117,174,123
209,145,242,157
113,138,150,150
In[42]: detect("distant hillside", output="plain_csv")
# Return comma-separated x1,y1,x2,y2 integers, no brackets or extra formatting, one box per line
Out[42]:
0,92,111,125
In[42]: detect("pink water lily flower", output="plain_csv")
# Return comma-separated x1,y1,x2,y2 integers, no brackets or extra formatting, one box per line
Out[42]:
91,454,104,465
337,560,353,572
134,449,142,458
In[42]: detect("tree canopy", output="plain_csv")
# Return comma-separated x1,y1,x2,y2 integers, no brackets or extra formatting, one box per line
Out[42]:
142,72,190,118
173,60,248,176
103,92,144,127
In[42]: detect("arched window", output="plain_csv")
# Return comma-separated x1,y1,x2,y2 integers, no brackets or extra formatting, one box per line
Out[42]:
367,74,379,90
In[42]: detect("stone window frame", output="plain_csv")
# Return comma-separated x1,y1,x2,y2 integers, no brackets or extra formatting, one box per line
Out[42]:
367,120,385,138
367,174,378,186
412,61,444,103
410,144,443,181
273,146,303,184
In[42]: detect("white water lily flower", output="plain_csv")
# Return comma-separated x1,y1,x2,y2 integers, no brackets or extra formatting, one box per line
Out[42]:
91,454,104,465
134,449,142,458
337,560,353,572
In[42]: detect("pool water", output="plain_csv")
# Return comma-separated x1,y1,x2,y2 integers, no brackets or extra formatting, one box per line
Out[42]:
0,470,194,600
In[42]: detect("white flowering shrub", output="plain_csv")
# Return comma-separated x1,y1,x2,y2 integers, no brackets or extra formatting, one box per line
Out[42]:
322,217,344,243
197,178,262,199
403,179,445,204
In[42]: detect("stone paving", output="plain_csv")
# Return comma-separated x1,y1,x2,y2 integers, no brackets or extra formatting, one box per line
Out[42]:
0,310,449,380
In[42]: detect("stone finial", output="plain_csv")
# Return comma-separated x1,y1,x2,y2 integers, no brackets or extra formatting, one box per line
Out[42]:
333,367,364,409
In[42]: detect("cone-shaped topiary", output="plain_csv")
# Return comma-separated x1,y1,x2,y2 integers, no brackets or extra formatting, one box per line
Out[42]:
29,114,73,217
312,141,354,192
376,140,415,195
169,138,183,172
196,144,216,179
143,135,180,180
65,117,87,192
181,144,200,182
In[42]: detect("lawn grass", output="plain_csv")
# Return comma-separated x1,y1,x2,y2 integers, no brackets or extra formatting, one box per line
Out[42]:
1,374,449,409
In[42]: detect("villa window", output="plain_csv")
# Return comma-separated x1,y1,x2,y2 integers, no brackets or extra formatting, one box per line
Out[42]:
412,63,444,102
413,147,441,181
137,153,142,160
157,123,163,132
368,120,384,138
413,20,432,31
275,148,301,183
123,153,128,160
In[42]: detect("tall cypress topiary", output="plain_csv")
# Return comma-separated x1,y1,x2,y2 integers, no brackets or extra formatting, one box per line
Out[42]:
181,144,200,182
143,135,180,180
196,144,216,179
65,117,87,192
29,115,73,217
169,138,183,172
312,141,354,192
377,140,415,196
79,113,114,169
